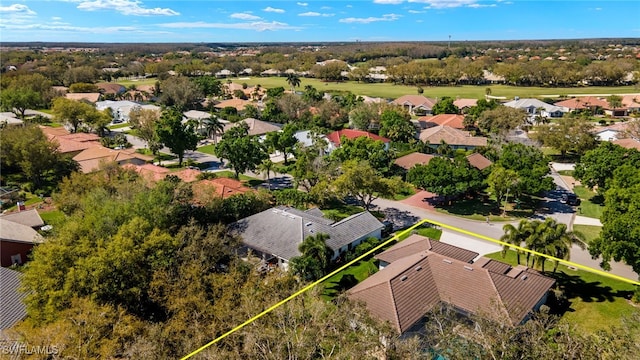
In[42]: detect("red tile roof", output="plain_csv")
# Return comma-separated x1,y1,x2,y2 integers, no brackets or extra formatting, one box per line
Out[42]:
466,153,493,170
171,168,202,183
326,129,390,146
122,163,171,182
65,92,101,103
193,177,253,201
394,152,436,170
612,138,640,150
418,114,465,129
554,96,609,110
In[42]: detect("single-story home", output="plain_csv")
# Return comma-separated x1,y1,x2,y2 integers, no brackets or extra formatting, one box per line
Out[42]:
325,129,390,152
73,146,153,173
419,126,488,150
192,177,254,203
223,118,283,137
417,114,466,130
65,92,102,103
612,138,640,150
392,95,437,116
122,163,171,182
349,234,555,333
453,98,478,113
95,100,161,123
231,206,384,269
214,98,253,112
466,153,493,171
622,95,640,113
394,152,436,170
503,98,564,118
95,82,126,95
41,127,101,156
593,121,633,142
554,97,610,114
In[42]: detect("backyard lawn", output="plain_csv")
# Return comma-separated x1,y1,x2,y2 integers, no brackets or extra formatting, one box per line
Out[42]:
197,144,216,155
39,210,65,225
573,185,604,219
321,258,378,300
435,195,535,222
486,250,637,333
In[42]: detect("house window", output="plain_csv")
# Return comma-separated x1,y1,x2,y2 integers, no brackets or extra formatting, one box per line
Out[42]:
11,254,22,265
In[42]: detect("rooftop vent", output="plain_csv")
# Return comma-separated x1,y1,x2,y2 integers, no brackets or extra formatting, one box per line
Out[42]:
464,266,473,271
443,259,452,264
305,222,313,227
521,275,528,280
415,266,422,271
400,275,408,281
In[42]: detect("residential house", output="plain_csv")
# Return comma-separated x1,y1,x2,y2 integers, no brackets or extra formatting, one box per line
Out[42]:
503,98,564,118
122,163,171,182
419,126,488,150
0,209,45,230
593,121,633,141
0,216,43,267
261,69,281,77
612,138,640,151
0,267,27,330
453,98,478,113
294,130,327,149
417,114,466,130
65,92,102,103
231,206,384,269
214,98,253,112
192,177,254,203
482,70,506,84
622,95,640,113
348,234,555,333
466,153,493,171
96,82,126,96
215,69,234,78
73,146,153,173
392,95,437,116
554,97,610,114
95,100,160,123
394,152,436,170
223,118,283,137
325,129,390,153
41,127,101,156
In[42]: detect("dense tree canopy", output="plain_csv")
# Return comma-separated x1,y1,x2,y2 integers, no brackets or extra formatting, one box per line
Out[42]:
573,142,640,192
379,108,416,143
155,107,199,166
330,136,394,174
431,96,459,115
215,123,268,178
496,143,554,196
533,116,598,157
407,157,484,199
477,106,528,136
331,160,400,210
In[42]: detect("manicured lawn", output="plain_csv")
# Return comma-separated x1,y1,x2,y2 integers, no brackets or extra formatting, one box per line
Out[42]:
485,250,637,333
115,78,158,87
321,258,378,300
40,210,65,225
573,225,601,244
107,123,130,130
197,144,216,155
214,170,264,186
135,149,175,161
435,196,534,222
557,170,574,177
229,76,638,99
396,224,443,240
573,185,604,219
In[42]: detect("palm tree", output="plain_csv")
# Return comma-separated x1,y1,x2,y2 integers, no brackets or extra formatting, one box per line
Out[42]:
203,115,224,144
523,219,546,268
500,219,530,265
536,218,586,273
286,73,301,92
291,233,333,280
259,158,274,190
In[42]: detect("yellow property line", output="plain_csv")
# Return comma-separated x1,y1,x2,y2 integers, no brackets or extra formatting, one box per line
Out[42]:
182,218,639,359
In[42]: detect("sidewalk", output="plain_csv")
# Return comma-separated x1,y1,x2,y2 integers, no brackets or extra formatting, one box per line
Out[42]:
574,216,602,226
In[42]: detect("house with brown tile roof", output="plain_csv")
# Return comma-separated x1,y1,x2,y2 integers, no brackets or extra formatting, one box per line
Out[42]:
612,138,640,150
50,132,101,155
122,163,171,182
453,98,478,112
417,114,466,130
192,177,254,203
65,92,102,103
466,153,493,170
348,235,555,333
73,146,152,173
223,118,283,137
394,152,436,170
419,126,488,150
214,98,253,112
326,129,390,152
554,96,611,113
96,82,126,95
392,95,437,116
621,95,640,113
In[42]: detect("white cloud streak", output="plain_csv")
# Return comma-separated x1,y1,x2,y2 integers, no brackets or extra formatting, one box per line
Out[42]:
230,12,261,20
299,12,334,17
0,4,36,15
339,13,401,24
75,0,179,16
263,6,285,13
159,21,301,32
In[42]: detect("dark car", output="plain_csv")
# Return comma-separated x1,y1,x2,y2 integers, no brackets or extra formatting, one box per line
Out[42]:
566,194,579,206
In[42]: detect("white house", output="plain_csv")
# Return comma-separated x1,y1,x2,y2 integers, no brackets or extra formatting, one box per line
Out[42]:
503,98,565,118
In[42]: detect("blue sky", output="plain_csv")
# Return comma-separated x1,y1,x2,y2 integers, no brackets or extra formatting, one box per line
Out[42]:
0,1,638,43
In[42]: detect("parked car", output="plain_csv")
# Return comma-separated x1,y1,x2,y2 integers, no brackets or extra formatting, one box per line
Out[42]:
562,193,579,206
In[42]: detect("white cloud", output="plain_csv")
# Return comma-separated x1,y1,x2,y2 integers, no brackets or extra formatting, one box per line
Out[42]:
468,3,496,8
263,6,285,13
0,4,36,15
409,0,477,8
297,2,308,6
339,13,401,24
159,21,300,32
230,12,261,20
321,6,332,10
374,0,404,4
408,9,426,13
75,0,179,16
299,11,334,17
51,16,63,21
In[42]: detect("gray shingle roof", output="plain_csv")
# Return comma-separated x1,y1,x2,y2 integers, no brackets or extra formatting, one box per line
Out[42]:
0,267,27,330
231,206,384,261
0,209,44,229
0,219,43,244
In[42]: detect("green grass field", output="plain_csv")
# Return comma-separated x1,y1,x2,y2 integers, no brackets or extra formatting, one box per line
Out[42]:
197,144,216,155
573,224,601,244
116,77,638,100
573,185,604,219
322,258,378,299
486,250,637,333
